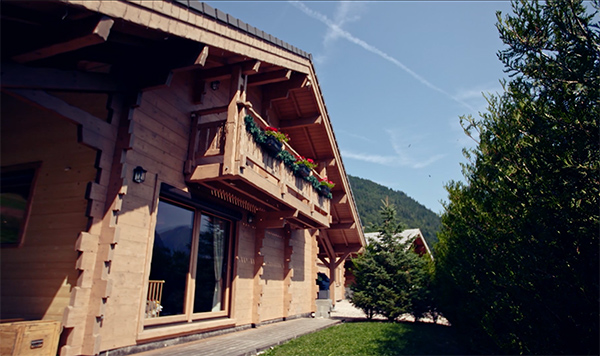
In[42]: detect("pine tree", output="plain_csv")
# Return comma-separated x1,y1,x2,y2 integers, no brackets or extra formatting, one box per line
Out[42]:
350,200,432,321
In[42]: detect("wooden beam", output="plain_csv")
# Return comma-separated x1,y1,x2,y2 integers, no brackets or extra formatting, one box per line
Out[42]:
317,230,335,260
171,45,212,73
192,105,229,117
329,222,356,230
332,244,364,255
279,115,322,129
262,73,309,102
197,46,210,67
330,193,348,205
247,70,292,87
318,255,329,266
4,89,116,149
256,210,299,228
13,16,114,63
197,60,262,82
334,251,352,269
1,63,122,92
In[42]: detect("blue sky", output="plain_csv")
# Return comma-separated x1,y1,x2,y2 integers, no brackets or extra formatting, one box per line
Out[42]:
206,1,514,214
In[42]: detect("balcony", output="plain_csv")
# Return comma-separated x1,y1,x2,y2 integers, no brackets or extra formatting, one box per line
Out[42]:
185,103,330,229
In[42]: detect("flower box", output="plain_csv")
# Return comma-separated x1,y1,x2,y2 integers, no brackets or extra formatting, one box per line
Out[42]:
295,164,311,178
318,185,331,197
262,135,283,154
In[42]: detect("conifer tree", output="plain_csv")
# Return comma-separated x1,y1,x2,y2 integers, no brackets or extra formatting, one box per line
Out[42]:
351,200,431,321
435,0,599,353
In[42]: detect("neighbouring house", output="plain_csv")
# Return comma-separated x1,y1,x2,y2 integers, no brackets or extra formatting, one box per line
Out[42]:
0,1,365,355
364,229,433,259
344,229,433,297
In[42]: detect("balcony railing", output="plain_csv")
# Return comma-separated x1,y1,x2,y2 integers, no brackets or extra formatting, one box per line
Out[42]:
185,103,330,228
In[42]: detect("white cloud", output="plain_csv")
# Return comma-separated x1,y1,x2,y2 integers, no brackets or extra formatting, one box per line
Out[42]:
289,1,476,112
337,129,374,143
341,128,447,169
341,150,396,166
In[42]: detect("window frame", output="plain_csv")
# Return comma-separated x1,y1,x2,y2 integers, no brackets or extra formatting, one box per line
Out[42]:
0,162,41,248
144,194,236,327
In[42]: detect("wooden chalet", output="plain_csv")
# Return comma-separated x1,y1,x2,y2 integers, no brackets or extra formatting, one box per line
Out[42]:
0,1,365,355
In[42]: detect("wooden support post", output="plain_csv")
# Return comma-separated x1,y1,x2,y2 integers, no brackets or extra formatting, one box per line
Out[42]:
329,259,336,306
222,66,243,176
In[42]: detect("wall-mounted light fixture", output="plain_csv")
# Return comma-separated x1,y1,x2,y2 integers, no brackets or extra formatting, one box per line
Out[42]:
247,213,254,224
133,166,147,184
210,80,220,91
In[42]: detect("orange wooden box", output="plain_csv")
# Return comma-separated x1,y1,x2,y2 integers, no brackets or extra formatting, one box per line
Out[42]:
0,320,61,356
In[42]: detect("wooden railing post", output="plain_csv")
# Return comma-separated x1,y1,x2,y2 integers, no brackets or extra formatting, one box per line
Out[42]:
223,66,243,176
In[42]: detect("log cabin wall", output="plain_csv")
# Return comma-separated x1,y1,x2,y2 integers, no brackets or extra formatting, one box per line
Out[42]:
288,229,319,316
0,94,98,322
99,71,211,350
259,229,285,322
233,220,258,324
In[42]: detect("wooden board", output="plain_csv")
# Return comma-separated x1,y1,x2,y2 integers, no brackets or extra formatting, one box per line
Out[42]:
0,320,61,356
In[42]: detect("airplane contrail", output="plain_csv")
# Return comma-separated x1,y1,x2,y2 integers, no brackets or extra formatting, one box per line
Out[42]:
289,1,477,112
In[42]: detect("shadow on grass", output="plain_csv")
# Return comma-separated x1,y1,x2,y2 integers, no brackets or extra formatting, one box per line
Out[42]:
370,320,471,355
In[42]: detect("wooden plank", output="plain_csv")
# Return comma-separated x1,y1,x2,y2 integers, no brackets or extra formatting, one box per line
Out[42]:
0,320,61,356
13,16,114,63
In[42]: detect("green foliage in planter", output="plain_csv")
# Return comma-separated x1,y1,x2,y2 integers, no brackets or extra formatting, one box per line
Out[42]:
244,115,332,199
245,115,266,145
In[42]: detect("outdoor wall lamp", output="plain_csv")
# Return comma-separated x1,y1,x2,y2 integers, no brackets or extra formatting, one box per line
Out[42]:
210,80,220,90
247,213,254,224
133,166,147,184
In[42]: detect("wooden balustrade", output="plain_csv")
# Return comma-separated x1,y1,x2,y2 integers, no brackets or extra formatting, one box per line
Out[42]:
146,280,165,318
186,104,330,228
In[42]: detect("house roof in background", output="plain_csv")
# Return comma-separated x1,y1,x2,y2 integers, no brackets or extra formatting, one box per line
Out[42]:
365,229,433,259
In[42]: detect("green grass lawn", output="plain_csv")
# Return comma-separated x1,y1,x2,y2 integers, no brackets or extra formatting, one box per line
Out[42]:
262,321,470,356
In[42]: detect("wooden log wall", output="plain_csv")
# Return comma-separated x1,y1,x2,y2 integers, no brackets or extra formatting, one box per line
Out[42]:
233,219,258,324
288,229,319,316
0,94,97,323
259,229,285,322
98,72,200,351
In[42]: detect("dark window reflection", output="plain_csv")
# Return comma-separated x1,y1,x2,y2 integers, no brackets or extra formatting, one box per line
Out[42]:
149,200,193,317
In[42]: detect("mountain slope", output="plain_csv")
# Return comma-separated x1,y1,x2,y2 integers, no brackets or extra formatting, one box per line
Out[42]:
348,175,441,250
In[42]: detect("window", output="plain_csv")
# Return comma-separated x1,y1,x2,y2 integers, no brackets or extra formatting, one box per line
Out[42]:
1,163,40,247
146,197,233,323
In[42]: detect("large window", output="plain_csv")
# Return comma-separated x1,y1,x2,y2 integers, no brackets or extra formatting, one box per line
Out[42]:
146,198,233,323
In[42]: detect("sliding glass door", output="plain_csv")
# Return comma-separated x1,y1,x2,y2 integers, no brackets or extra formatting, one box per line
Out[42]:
146,198,232,323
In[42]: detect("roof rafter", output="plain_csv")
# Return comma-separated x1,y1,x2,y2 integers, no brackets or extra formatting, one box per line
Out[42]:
13,16,114,63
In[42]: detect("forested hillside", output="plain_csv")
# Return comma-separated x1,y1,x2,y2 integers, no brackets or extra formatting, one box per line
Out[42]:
348,175,441,250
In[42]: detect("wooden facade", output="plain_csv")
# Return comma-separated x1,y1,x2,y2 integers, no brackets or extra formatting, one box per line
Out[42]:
0,1,365,355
